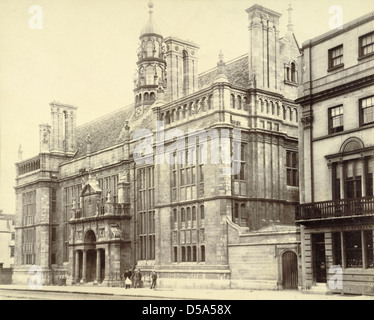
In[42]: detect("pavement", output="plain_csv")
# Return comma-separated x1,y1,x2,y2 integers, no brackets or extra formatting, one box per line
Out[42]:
0,284,373,300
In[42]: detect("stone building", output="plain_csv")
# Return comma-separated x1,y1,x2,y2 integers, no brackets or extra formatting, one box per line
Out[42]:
0,211,15,269
296,11,374,295
13,2,301,289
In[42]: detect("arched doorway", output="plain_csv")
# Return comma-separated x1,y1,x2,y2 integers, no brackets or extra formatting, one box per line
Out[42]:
86,250,97,283
84,230,97,283
282,251,298,290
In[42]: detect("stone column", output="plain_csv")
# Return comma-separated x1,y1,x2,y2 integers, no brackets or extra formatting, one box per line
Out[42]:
96,249,101,283
75,250,80,284
338,161,345,199
362,230,367,269
82,249,87,283
361,157,367,197
340,232,347,269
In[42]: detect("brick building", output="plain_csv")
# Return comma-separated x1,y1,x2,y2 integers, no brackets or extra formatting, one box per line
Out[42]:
13,2,301,289
296,11,374,295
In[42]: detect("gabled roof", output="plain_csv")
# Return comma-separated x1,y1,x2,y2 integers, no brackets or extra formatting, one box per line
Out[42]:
72,54,250,160
198,54,249,90
74,105,134,159
81,181,102,196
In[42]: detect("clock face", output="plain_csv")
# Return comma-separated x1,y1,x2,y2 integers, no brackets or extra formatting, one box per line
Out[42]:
136,107,142,115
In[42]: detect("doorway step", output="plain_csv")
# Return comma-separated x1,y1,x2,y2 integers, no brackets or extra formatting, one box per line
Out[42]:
303,283,331,296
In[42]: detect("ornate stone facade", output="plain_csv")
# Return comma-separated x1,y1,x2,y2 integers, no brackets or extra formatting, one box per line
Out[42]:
13,3,301,290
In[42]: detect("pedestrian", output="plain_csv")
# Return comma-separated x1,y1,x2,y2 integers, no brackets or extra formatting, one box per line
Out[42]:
124,269,132,280
134,269,142,288
125,276,132,289
150,270,157,289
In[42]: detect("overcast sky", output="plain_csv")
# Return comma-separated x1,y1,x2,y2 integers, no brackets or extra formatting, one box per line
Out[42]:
0,0,373,213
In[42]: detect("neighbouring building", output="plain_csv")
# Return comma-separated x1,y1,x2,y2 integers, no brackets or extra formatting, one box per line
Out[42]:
13,2,301,290
296,11,374,295
0,211,15,284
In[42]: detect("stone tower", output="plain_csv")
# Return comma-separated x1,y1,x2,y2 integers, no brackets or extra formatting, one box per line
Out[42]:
247,4,282,91
133,0,166,116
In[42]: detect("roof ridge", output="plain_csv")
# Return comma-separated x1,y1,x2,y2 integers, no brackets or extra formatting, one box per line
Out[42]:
198,52,248,77
77,103,134,129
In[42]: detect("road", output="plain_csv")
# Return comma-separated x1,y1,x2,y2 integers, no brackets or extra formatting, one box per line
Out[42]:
0,289,171,300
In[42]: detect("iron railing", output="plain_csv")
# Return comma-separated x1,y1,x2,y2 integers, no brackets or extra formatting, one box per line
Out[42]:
296,196,374,221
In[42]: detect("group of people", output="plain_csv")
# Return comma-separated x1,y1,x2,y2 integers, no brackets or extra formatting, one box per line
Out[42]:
123,269,157,290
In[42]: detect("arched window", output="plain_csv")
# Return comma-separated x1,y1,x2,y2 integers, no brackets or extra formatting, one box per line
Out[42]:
294,108,298,122
181,208,186,224
289,107,293,121
283,106,286,120
154,40,160,58
187,246,192,262
144,92,150,101
231,94,235,108
201,98,206,111
291,62,297,82
201,245,205,262
146,41,153,58
207,95,213,110
200,205,205,221
173,209,177,229
181,247,186,262
192,206,197,227
165,111,171,125
145,66,154,85
237,96,242,110
243,97,248,111
187,207,191,224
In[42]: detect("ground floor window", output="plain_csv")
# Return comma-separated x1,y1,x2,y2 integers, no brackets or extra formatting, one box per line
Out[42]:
332,230,374,269
345,231,363,268
332,232,342,266
171,204,205,263
365,230,374,268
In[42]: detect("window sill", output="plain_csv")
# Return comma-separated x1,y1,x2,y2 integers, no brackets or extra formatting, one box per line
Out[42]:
284,80,299,87
327,64,344,73
329,128,344,135
314,122,374,142
358,52,374,61
360,121,374,127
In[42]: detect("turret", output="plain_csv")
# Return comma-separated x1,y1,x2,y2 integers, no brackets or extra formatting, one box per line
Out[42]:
133,0,166,116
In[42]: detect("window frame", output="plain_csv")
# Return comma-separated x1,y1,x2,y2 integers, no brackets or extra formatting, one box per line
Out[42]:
328,105,344,134
359,31,374,59
359,95,374,126
286,151,299,187
328,44,344,71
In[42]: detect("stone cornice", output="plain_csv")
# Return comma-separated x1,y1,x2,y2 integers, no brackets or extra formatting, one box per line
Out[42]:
296,74,374,106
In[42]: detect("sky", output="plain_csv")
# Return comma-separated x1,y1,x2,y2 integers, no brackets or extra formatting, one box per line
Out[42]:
0,0,373,213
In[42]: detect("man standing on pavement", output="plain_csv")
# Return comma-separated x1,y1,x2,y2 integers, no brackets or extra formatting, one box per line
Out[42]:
134,269,142,288
150,270,157,289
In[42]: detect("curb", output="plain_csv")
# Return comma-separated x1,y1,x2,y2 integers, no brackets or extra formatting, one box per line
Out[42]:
0,286,195,300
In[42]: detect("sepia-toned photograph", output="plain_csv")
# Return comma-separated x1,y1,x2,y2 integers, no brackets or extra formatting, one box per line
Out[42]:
0,0,373,305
